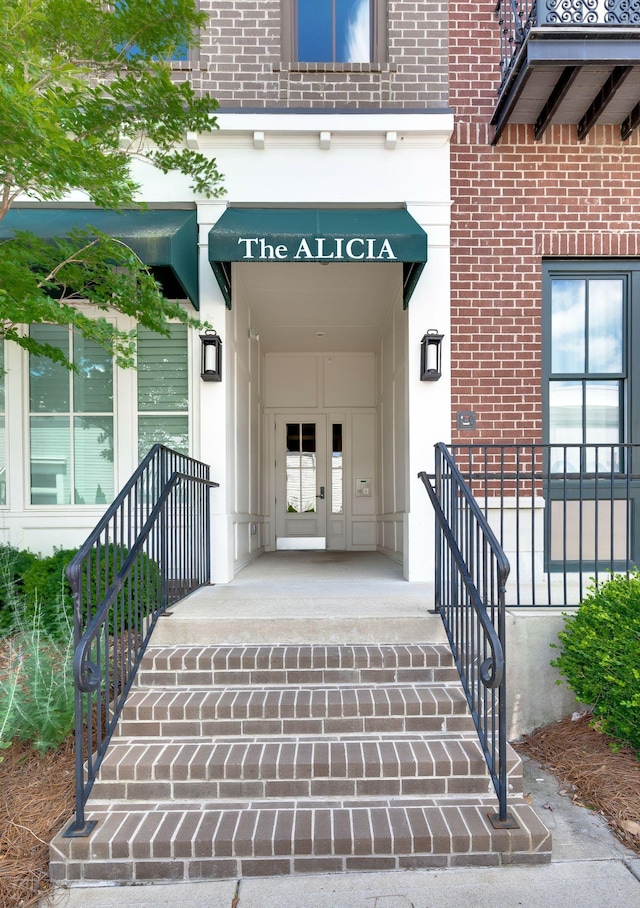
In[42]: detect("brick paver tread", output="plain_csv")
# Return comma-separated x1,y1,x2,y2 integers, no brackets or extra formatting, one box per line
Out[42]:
50,799,551,882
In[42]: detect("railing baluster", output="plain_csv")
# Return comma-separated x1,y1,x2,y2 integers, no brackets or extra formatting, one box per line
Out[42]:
63,445,218,838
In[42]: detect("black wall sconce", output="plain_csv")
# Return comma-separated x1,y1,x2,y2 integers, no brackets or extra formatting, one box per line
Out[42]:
200,329,222,381
420,329,444,381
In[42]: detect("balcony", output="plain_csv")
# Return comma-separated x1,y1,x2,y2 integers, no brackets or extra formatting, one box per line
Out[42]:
493,1,640,141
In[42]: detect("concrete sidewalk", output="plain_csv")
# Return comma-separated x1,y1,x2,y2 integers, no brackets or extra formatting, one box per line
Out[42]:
42,755,640,908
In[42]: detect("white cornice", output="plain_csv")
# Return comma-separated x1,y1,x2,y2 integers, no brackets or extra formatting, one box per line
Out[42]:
209,112,454,143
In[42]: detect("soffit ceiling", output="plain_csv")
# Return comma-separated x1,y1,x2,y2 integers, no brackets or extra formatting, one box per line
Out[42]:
235,261,402,354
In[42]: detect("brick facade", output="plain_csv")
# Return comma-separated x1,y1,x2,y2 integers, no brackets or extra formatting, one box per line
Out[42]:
450,3,640,444
193,1,448,109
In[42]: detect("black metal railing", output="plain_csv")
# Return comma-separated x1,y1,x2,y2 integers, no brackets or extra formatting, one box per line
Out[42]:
496,0,640,89
449,443,640,608
63,445,218,837
420,444,514,826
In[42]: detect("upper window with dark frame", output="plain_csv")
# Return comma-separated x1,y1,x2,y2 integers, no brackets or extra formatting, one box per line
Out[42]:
542,260,640,473
282,0,385,65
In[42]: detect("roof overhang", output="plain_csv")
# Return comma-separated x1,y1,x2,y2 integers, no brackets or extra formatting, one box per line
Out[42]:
0,208,199,308
208,207,428,309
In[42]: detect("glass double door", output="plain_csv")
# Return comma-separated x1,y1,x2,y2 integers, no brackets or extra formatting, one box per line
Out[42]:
274,414,343,549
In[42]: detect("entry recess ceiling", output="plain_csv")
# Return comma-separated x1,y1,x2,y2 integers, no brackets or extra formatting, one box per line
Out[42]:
208,207,428,310
237,261,402,354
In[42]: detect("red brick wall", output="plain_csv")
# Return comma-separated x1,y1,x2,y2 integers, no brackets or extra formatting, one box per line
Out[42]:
450,3,640,444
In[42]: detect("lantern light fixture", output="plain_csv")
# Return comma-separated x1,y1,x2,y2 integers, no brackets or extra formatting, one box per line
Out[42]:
200,329,222,381
420,330,444,381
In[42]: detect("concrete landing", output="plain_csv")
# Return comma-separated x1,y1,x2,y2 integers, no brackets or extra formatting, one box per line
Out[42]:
152,551,444,645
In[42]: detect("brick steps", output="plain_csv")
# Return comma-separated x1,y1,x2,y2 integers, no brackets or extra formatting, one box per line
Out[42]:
50,643,551,883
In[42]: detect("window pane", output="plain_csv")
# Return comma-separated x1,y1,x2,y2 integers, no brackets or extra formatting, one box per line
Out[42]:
585,381,620,444
588,279,623,374
297,0,371,63
30,417,71,504
285,422,316,513
138,416,189,460
29,326,70,412
332,423,343,514
551,279,585,374
336,0,371,62
297,0,332,61
549,380,583,444
74,417,114,504
137,325,188,412
301,423,316,454
286,423,300,453
73,332,113,413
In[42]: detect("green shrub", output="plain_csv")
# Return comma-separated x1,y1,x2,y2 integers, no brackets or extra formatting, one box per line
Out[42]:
0,544,39,633
22,547,78,631
0,543,162,641
0,596,74,754
0,546,76,640
552,571,640,753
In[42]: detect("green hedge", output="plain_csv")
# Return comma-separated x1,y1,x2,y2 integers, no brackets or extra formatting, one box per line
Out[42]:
552,571,640,753
0,543,162,641
0,545,75,637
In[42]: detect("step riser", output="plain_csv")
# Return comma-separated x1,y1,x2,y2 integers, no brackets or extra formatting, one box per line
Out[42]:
91,775,496,800
117,714,476,737
136,667,460,687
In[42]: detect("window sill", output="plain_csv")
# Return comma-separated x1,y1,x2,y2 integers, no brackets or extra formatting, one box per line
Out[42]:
275,62,393,74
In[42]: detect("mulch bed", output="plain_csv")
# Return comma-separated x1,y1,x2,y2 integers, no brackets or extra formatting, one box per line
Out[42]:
517,712,640,857
0,737,75,908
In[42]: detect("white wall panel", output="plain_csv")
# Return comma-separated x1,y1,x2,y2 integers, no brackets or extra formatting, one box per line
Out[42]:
324,356,376,408
263,356,318,408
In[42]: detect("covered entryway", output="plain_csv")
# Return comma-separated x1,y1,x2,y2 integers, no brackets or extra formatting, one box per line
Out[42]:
206,206,431,568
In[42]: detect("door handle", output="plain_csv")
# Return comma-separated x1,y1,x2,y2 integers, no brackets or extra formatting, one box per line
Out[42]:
316,486,325,500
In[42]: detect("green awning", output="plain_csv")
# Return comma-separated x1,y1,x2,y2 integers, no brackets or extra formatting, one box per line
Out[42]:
1,208,199,308
208,207,428,309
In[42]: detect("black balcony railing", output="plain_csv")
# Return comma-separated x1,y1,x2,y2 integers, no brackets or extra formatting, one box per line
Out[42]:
496,1,640,90
448,443,640,608
420,446,514,827
63,445,218,837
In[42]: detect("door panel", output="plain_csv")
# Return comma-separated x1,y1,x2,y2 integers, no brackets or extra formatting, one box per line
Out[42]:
275,415,327,549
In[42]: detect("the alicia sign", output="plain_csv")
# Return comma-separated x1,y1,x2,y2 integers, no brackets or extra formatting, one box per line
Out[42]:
208,208,428,307
236,235,398,261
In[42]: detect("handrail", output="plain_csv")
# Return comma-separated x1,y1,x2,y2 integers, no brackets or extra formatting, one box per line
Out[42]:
63,445,218,837
419,442,514,826
420,475,505,691
73,470,214,693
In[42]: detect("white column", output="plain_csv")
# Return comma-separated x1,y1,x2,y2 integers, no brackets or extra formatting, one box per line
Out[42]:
404,218,451,582
197,204,235,583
